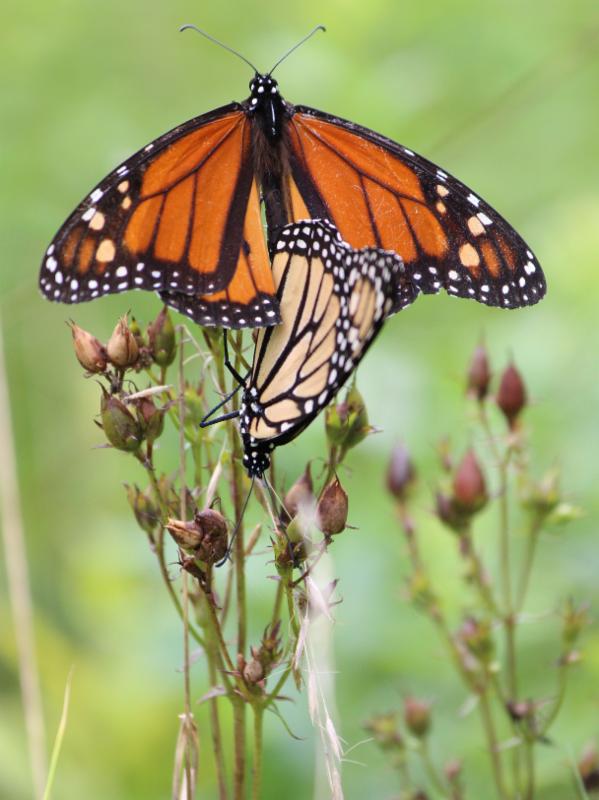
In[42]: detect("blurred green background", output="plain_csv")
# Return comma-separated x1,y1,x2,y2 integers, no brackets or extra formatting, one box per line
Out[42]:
2,0,599,797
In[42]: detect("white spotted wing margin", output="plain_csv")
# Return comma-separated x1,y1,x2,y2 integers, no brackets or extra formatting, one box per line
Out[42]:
238,219,417,477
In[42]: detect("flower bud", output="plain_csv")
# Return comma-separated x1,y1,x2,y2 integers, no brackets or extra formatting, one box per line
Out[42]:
106,315,139,367
148,306,176,367
100,389,143,452
467,343,491,402
452,449,487,514
364,712,404,751
403,696,431,738
125,484,160,537
129,316,145,346
387,442,416,501
458,616,494,663
435,491,464,533
496,362,527,428
284,465,315,518
167,508,228,564
407,569,438,611
325,384,371,451
135,396,165,444
444,759,463,785
69,322,108,373
317,477,348,535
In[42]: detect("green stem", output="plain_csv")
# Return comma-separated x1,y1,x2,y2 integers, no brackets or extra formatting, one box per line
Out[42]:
515,517,542,612
478,690,509,800
420,738,449,797
251,707,264,800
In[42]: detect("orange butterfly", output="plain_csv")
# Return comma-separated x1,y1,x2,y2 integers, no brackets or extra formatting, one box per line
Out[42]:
40,26,546,327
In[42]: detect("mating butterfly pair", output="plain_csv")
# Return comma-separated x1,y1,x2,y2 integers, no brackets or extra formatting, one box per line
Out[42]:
40,34,546,474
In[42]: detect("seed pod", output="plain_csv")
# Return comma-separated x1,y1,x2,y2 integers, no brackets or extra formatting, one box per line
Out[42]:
136,396,165,444
364,712,404,751
325,384,370,451
125,484,160,537
387,442,416,501
284,465,315,518
100,389,143,452
69,322,108,373
242,657,264,685
466,343,491,401
317,477,348,535
496,362,527,428
106,314,139,367
148,306,176,367
403,696,432,738
458,616,495,663
452,449,487,514
167,509,229,564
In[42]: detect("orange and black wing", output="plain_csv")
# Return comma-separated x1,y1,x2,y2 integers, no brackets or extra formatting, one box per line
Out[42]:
282,107,546,312
239,219,416,475
39,105,279,328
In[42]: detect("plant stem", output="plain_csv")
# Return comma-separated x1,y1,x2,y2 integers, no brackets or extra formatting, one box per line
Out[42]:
515,517,542,612
206,628,229,800
251,707,264,800
233,699,246,800
420,738,449,797
478,690,509,800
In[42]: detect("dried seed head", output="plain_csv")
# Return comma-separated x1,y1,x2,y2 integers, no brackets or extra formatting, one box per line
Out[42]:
106,314,139,367
317,477,348,535
452,449,488,514
496,361,527,428
148,306,176,367
100,389,143,452
403,696,432,738
467,343,491,402
69,322,108,373
387,442,416,501
520,469,560,519
284,464,315,518
166,508,228,564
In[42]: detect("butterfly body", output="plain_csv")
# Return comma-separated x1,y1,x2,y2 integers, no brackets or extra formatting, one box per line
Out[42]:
40,62,546,328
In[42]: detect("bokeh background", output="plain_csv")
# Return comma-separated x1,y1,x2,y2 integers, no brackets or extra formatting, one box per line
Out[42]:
2,1,599,798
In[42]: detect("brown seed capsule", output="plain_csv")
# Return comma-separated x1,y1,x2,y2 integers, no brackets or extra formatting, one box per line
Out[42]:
167,508,229,564
148,306,176,367
317,477,348,535
136,396,165,444
69,322,108,373
284,464,315,518
100,390,143,452
496,361,527,428
387,442,416,501
452,449,487,514
467,343,491,401
106,315,139,367
403,696,431,738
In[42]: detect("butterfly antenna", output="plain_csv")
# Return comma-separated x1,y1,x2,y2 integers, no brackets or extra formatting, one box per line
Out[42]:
180,24,260,74
269,25,326,75
216,476,255,567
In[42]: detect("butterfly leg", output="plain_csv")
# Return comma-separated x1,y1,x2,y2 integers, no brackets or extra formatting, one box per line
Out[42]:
200,386,242,428
223,331,247,387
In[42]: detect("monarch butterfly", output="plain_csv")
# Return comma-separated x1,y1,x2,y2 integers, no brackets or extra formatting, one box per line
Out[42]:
39,26,546,327
209,219,414,477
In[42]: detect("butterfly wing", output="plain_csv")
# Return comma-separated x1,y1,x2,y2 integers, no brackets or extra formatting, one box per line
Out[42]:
239,219,416,474
39,105,280,327
282,107,545,312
